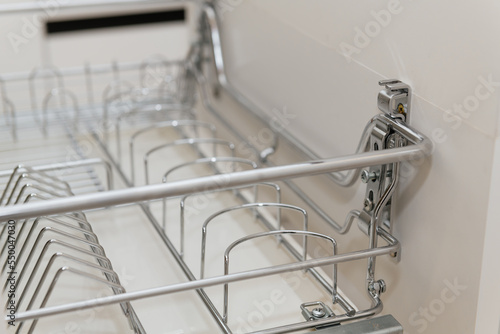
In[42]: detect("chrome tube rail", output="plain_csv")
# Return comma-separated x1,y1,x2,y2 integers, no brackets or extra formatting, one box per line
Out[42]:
9,232,398,324
0,127,430,221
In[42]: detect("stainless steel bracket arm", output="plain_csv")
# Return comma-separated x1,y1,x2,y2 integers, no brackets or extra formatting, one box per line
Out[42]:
355,80,417,303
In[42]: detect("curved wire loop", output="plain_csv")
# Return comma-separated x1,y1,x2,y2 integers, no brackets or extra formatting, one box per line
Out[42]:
200,202,308,279
222,229,337,324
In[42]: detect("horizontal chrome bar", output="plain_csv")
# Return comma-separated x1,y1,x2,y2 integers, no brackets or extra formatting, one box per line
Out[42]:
0,128,431,222
9,237,398,322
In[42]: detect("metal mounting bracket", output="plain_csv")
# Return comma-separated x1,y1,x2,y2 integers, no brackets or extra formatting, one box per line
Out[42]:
301,301,335,321
300,301,337,330
357,81,410,259
358,120,405,237
377,79,411,122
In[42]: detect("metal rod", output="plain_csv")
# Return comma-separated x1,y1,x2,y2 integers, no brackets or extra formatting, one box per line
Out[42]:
144,138,234,184
129,120,216,185
9,238,398,322
0,135,431,222
367,135,404,288
190,58,421,234
190,65,363,234
162,157,257,229
16,240,113,309
222,230,337,324
200,203,307,279
0,161,113,193
179,182,279,257
92,132,233,334
229,189,356,316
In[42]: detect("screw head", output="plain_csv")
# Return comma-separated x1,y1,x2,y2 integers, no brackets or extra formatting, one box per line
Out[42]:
388,136,396,149
311,308,326,318
377,279,387,293
361,170,369,183
369,279,387,295
397,103,406,115
361,170,378,183
364,198,374,212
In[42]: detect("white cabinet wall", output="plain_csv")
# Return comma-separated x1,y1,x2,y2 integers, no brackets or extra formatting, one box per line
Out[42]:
218,1,500,333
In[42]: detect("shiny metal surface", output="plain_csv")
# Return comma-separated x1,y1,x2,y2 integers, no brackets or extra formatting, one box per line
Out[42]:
162,156,258,229
223,230,337,324
144,137,235,184
300,301,334,321
200,203,308,279
377,80,411,122
0,117,431,221
0,159,114,191
10,233,399,322
179,182,281,257
129,120,217,184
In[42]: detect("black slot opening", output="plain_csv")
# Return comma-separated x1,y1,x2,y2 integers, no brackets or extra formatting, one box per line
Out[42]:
46,9,185,34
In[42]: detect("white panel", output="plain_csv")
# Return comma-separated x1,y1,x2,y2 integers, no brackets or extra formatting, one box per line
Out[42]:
0,14,46,72
217,1,499,333
47,23,188,67
0,2,190,72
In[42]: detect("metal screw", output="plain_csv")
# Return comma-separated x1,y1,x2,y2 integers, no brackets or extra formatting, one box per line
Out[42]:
388,136,396,149
388,134,406,149
397,103,406,115
311,308,326,318
369,279,387,295
364,198,374,212
377,279,386,293
361,170,378,183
